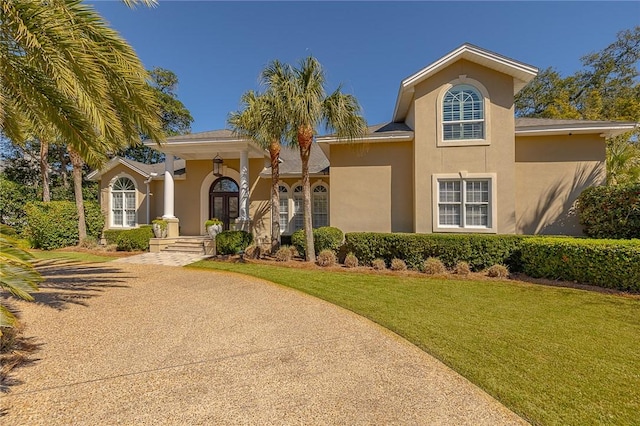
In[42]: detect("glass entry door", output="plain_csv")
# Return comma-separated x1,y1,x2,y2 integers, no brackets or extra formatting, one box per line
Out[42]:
209,177,239,230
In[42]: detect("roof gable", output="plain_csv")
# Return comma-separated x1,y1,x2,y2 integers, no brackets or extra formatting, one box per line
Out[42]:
393,44,538,122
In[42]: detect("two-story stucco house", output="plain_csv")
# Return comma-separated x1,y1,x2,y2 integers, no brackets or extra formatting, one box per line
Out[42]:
89,44,636,246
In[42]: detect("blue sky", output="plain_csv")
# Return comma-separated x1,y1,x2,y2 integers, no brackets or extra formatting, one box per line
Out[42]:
93,1,640,133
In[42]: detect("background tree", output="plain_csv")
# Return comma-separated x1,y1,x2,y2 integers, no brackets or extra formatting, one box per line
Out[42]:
229,90,288,253
263,57,367,262
516,26,640,184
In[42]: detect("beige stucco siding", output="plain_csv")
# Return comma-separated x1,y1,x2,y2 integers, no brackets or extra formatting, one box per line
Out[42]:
329,142,413,233
412,59,516,233
98,164,149,229
515,135,606,235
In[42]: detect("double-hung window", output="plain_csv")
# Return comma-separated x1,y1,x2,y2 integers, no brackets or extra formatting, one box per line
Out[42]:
111,177,136,227
436,177,492,231
442,84,484,141
279,185,289,233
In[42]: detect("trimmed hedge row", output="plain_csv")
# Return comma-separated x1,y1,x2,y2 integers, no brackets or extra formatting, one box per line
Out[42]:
577,184,640,239
25,201,104,249
291,226,344,257
115,226,153,251
344,232,526,271
216,230,253,255
521,237,640,292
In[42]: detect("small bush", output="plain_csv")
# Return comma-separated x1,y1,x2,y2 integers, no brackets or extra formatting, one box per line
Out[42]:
487,264,509,278
454,261,471,276
372,258,387,270
289,245,299,258
103,229,122,245
216,230,253,255
577,184,640,239
521,237,640,291
316,249,337,267
423,257,446,275
244,245,261,259
390,258,407,271
275,246,292,262
291,226,344,258
344,252,359,268
115,226,153,251
78,237,98,249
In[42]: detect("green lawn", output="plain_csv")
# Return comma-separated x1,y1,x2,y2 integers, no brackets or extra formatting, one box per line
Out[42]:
190,260,640,426
30,250,117,263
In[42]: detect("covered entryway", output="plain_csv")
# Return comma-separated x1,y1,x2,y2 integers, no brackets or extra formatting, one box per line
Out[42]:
209,177,239,230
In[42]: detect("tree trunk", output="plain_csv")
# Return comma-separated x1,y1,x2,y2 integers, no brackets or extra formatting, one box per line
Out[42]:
269,140,281,254
39,139,50,202
60,145,69,189
68,148,87,242
298,125,315,262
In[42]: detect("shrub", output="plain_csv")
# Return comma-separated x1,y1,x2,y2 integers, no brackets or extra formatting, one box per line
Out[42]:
454,261,471,276
244,244,261,259
289,245,299,258
115,226,153,251
275,246,293,262
344,252,359,268
521,237,640,291
78,237,98,249
316,249,337,267
103,229,122,245
487,264,509,278
372,258,387,270
216,230,253,255
25,201,104,249
291,226,344,258
390,258,407,271
344,232,526,271
423,257,446,275
577,184,640,239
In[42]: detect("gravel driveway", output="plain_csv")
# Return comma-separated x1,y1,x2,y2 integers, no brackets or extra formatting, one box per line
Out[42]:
1,259,526,425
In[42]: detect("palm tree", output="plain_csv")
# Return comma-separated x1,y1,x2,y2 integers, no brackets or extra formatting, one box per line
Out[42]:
229,90,288,253
607,136,640,185
263,57,367,262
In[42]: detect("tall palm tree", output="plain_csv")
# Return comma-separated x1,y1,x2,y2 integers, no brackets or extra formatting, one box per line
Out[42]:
607,136,640,185
228,90,288,253
263,57,367,262
0,0,165,167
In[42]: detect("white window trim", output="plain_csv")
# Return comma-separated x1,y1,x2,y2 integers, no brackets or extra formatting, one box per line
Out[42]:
109,173,138,229
311,180,330,229
276,180,330,235
437,76,491,147
432,172,497,233
277,182,291,235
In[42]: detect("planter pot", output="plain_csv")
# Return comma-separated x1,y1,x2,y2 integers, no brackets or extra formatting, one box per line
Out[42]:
152,224,167,238
207,224,223,238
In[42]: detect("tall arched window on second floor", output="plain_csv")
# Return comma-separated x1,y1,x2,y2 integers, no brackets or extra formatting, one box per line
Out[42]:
312,184,329,228
111,177,136,227
442,84,484,140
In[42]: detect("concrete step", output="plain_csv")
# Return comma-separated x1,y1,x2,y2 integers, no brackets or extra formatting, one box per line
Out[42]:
163,246,205,254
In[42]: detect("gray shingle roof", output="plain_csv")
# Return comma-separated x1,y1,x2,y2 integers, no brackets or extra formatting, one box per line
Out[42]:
318,122,414,141
163,129,236,142
261,143,329,177
515,117,637,129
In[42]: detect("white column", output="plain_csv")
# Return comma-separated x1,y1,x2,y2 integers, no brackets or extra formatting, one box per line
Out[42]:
239,149,250,220
162,155,175,218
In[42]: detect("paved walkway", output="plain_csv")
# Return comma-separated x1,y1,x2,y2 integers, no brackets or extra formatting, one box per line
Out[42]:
2,261,526,425
112,251,211,266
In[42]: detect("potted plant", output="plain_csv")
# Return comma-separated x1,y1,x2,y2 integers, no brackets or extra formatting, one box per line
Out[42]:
151,218,168,238
205,218,223,238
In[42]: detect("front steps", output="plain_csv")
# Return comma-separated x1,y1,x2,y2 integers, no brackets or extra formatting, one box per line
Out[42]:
160,236,214,255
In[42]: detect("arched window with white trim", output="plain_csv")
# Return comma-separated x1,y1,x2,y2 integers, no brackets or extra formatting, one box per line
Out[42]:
111,176,136,227
292,185,304,231
279,184,289,233
312,183,329,228
442,84,484,140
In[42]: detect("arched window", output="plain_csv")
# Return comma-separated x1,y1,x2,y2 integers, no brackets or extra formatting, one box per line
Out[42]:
111,177,136,227
279,185,289,233
312,184,328,228
292,185,304,231
442,84,484,140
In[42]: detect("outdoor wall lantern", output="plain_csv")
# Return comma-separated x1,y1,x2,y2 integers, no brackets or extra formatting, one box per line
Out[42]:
212,154,223,177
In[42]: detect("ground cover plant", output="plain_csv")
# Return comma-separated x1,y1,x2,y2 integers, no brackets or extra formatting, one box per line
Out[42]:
189,259,640,425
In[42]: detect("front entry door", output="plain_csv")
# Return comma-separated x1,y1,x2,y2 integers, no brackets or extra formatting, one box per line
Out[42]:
209,177,239,230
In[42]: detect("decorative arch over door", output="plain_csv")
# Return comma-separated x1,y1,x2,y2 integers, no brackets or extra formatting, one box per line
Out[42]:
209,177,239,230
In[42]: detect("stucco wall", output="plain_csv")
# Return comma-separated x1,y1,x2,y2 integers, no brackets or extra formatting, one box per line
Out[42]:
98,163,149,229
329,142,413,233
411,59,517,234
515,134,606,235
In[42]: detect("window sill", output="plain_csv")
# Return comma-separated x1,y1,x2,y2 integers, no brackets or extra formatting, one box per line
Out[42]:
437,139,490,147
434,226,496,234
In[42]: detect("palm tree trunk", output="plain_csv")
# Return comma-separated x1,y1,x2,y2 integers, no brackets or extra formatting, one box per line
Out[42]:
39,139,50,202
299,125,315,262
269,141,281,254
68,148,87,241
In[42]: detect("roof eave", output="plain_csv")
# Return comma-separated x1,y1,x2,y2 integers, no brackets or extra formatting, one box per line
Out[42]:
515,124,638,138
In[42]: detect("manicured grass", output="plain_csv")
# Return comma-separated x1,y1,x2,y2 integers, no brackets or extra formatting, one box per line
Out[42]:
189,260,640,426
30,250,117,263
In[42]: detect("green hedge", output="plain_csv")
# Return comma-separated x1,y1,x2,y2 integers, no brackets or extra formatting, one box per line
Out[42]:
216,230,253,255
25,201,104,250
344,233,527,271
114,226,153,251
291,226,344,257
521,237,640,291
577,184,640,239
103,229,122,245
